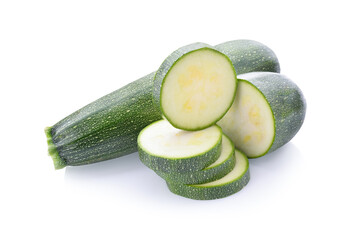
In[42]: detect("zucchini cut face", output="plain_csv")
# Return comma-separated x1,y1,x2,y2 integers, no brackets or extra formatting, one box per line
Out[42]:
218,80,275,158
139,120,221,158
219,72,306,158
156,44,237,131
138,120,222,173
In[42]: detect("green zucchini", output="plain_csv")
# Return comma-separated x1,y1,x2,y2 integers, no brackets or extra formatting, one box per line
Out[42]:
215,39,280,74
218,72,306,158
153,43,237,131
138,120,222,173
46,72,162,169
155,134,235,184
46,40,280,169
166,149,250,200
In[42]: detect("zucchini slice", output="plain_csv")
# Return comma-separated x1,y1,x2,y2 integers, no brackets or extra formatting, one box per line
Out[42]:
166,150,250,200
218,72,306,158
153,43,237,131
155,134,235,184
138,120,222,173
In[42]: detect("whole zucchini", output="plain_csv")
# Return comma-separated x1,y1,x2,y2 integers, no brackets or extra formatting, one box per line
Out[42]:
46,72,162,169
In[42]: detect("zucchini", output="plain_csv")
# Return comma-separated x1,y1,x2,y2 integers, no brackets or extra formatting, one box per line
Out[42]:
153,43,237,131
138,120,222,173
218,72,306,158
46,40,280,169
166,149,250,200
46,72,162,169
215,39,280,74
155,134,235,184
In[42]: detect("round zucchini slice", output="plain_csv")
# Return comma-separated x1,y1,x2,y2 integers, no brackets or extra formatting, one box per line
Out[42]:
138,120,222,173
153,43,237,131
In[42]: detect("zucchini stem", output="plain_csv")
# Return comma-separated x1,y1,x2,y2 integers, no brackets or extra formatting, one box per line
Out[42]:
45,127,66,170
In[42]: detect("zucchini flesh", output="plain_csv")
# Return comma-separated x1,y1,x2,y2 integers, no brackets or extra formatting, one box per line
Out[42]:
153,43,237,131
218,72,306,158
138,120,222,173
218,80,275,157
155,134,235,184
166,150,250,200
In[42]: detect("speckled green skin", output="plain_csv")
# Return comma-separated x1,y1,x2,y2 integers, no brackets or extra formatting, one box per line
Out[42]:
46,72,162,169
166,150,250,200
138,123,222,173
153,42,237,131
155,134,235,184
238,72,306,154
215,39,280,75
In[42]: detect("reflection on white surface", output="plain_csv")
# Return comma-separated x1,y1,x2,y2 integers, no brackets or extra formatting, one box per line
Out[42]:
249,141,302,168
247,142,303,201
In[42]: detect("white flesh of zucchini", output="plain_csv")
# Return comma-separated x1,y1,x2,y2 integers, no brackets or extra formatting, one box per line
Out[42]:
161,49,237,129
218,80,274,157
139,120,221,158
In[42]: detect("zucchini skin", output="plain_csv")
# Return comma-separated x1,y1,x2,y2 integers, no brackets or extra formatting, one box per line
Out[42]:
155,134,236,184
46,40,281,169
238,72,306,154
152,42,237,131
215,39,280,74
166,171,249,200
166,150,250,200
138,123,223,173
46,72,162,169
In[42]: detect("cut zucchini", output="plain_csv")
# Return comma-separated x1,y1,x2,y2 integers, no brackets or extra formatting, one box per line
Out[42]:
153,43,237,131
138,120,222,173
155,134,235,184
166,149,250,200
46,40,281,169
218,72,306,158
215,39,280,74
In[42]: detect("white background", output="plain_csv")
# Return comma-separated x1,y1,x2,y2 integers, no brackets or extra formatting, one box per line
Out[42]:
1,0,355,239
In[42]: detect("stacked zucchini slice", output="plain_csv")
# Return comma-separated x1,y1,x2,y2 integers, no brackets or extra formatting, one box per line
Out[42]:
137,42,305,200
138,120,250,200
